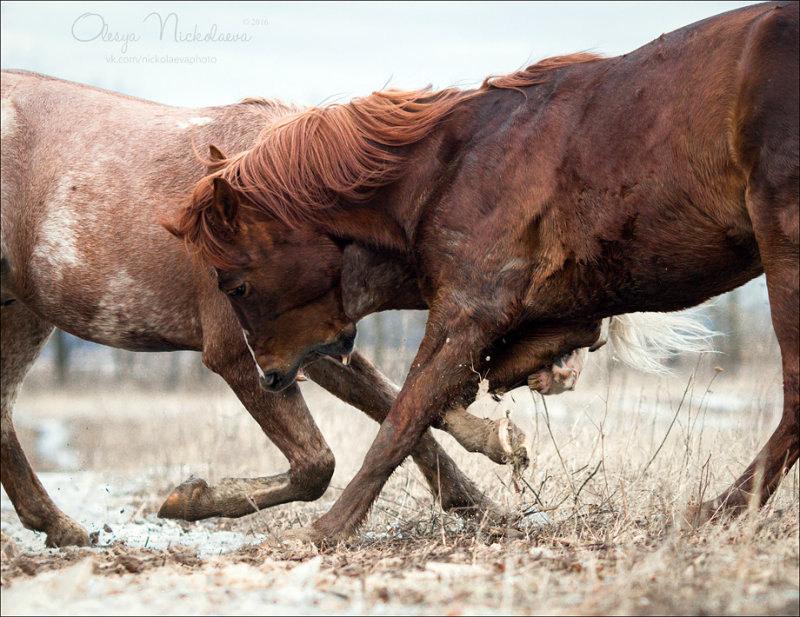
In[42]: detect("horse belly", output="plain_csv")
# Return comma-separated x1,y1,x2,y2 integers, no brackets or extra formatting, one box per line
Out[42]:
531,222,763,318
20,248,202,352
60,293,202,352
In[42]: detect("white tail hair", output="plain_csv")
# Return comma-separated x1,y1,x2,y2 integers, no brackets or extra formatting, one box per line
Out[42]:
604,311,718,374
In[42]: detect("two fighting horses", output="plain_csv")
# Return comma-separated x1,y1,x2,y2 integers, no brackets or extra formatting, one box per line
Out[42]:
169,2,799,541
1,71,520,547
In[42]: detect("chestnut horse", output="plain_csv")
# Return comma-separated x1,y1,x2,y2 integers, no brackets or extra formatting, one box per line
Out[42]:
168,2,798,542
0,71,532,548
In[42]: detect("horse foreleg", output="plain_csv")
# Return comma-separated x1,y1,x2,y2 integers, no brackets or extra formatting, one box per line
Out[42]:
437,405,530,468
300,305,497,541
1,304,89,547
159,350,335,521
441,321,602,470
482,320,603,393
304,352,507,521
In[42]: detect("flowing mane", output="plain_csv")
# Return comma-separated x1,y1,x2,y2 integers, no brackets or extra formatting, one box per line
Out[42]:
165,53,602,269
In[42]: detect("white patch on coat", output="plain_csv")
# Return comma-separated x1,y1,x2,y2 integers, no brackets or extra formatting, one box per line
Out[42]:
176,116,213,129
88,270,139,340
87,270,199,345
1,99,17,139
31,184,82,279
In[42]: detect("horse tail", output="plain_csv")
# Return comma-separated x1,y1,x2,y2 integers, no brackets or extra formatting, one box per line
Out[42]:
604,311,718,374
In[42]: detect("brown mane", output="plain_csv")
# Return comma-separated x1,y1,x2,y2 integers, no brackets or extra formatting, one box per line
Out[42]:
166,53,603,269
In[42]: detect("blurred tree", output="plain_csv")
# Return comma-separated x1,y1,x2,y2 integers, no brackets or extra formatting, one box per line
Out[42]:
53,328,70,385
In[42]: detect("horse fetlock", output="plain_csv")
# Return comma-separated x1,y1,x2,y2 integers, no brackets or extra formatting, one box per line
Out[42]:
291,452,335,501
434,465,507,522
278,524,326,547
441,406,529,467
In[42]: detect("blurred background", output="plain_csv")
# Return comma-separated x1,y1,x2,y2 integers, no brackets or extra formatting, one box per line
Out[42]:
1,0,774,389
3,5,790,567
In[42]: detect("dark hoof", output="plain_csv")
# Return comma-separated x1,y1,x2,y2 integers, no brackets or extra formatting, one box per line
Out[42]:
45,518,90,548
158,476,215,521
681,498,744,530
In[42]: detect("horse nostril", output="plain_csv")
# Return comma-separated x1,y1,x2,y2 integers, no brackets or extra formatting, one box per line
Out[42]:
259,371,280,391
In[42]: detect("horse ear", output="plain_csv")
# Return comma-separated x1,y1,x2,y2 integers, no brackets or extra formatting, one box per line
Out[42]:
211,177,240,234
206,145,228,173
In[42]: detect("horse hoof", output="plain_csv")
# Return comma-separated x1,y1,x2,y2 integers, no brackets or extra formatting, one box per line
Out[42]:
681,495,750,530
519,509,552,530
45,518,90,548
680,500,724,530
281,526,325,546
496,417,530,469
527,371,552,394
158,476,215,521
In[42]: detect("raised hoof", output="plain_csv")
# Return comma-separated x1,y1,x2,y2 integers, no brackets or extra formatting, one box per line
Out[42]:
527,371,552,394
495,417,530,470
158,476,216,521
527,348,587,395
445,500,510,526
45,518,90,548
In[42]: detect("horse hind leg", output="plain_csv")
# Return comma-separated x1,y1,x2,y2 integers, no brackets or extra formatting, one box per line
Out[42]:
1,303,89,547
690,221,799,522
159,345,336,521
690,128,799,523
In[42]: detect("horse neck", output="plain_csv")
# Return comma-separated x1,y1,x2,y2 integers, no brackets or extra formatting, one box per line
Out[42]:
340,244,425,321
316,99,480,255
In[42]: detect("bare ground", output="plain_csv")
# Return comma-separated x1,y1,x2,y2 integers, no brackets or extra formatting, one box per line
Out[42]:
2,354,798,615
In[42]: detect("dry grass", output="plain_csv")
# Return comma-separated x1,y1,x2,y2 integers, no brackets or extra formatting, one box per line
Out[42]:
3,350,798,615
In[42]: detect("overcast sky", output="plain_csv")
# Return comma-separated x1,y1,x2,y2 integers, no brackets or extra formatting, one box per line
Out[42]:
2,1,759,107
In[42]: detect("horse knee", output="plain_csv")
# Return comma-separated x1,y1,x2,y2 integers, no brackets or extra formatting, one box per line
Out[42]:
290,448,335,501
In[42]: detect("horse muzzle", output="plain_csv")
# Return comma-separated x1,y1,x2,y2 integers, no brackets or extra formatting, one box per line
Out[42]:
255,324,358,392
258,365,301,392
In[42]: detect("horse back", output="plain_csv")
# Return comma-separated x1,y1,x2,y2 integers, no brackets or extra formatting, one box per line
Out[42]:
421,2,796,320
1,71,295,351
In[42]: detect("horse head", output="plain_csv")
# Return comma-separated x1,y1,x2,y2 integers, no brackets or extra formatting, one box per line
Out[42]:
164,171,355,392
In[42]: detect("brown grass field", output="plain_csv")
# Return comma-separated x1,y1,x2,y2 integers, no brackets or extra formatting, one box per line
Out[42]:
1,343,798,615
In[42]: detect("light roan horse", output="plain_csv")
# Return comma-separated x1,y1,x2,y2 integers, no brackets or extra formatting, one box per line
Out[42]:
167,3,796,542
0,70,543,547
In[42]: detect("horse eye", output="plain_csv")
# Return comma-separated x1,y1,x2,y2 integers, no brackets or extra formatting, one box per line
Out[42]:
227,282,249,298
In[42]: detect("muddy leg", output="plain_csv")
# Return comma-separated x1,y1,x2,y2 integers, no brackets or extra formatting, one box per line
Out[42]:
159,347,335,521
438,406,529,468
0,304,89,547
304,352,506,520
308,353,527,469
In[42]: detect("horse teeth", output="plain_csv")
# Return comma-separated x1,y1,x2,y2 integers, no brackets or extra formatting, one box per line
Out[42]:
296,367,308,382
341,354,351,366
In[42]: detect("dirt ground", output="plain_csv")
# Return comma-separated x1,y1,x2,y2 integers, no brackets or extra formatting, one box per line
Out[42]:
2,353,798,615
